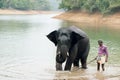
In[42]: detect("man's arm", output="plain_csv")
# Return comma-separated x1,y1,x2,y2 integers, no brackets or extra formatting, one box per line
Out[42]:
105,47,108,62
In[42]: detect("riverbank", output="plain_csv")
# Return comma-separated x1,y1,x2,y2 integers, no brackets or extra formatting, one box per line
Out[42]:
0,9,60,15
54,10,120,29
1,9,119,28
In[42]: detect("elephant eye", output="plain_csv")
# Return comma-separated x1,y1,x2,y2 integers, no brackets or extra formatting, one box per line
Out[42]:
57,38,62,44
66,39,71,43
58,39,60,42
68,39,70,42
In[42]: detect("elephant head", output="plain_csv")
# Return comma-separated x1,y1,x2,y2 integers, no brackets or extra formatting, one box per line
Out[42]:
47,27,84,64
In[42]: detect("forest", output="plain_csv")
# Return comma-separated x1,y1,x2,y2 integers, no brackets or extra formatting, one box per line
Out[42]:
0,0,50,10
59,0,120,14
0,0,120,14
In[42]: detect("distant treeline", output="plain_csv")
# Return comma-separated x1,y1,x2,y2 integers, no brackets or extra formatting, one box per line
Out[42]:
0,0,50,10
59,0,120,14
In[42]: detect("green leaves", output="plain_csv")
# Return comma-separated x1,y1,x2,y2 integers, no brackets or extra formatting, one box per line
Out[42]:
59,0,120,14
0,0,51,10
59,0,82,10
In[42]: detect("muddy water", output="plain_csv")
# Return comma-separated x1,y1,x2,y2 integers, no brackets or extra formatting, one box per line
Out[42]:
0,14,120,80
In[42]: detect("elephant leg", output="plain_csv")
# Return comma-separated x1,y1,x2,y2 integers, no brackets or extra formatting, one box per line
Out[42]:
65,44,78,70
81,58,87,69
64,57,73,70
81,44,90,69
56,62,62,71
73,57,79,67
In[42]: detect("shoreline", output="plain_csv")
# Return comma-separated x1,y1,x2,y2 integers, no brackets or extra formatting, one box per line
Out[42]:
54,11,120,29
0,9,61,15
0,9,119,29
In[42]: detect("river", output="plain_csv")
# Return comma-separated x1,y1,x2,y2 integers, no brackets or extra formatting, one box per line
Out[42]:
0,14,120,80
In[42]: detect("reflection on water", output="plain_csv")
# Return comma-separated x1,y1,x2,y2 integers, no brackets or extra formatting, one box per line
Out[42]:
0,14,120,80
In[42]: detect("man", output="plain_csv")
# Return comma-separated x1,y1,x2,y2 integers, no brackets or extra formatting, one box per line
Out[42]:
97,40,108,71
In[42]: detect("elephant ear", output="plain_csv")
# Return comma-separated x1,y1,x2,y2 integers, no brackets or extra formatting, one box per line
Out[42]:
47,30,58,46
71,31,84,46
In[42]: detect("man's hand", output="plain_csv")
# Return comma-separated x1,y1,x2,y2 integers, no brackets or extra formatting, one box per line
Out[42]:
105,59,108,62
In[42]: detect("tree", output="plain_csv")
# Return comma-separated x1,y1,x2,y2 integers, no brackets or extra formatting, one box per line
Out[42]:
32,0,51,10
59,0,120,14
0,0,51,10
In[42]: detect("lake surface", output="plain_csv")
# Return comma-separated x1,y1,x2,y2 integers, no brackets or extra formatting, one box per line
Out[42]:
0,14,120,80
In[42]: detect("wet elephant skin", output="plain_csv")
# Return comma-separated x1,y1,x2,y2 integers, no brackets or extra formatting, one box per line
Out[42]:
47,26,90,71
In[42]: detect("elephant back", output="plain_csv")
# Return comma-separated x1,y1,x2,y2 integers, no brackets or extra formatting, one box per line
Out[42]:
69,26,88,38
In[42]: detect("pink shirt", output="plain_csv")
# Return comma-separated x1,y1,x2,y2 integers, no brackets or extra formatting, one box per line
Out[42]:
98,45,108,56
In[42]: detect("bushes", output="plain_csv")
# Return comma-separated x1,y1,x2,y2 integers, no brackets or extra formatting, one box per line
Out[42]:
59,0,84,10
59,0,120,14
10,0,31,10
0,0,51,10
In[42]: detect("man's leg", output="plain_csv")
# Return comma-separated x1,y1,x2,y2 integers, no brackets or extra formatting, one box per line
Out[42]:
97,62,100,71
102,64,105,71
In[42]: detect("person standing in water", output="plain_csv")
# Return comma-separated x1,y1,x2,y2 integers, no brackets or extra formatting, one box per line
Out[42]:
96,40,109,71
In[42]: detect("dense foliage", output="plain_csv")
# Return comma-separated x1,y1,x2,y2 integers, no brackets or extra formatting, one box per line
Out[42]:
59,0,120,14
0,0,50,10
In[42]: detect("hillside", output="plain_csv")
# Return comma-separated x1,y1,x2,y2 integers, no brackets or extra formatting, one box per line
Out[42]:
54,11,120,28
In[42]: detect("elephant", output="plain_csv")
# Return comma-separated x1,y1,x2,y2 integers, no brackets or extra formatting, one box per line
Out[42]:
47,26,90,71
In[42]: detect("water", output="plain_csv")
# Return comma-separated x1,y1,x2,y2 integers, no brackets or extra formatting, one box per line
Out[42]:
0,14,120,80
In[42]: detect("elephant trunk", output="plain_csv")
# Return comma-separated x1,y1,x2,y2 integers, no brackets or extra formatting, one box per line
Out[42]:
56,45,68,63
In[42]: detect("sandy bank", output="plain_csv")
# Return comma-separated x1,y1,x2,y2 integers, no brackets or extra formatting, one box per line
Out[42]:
54,11,120,29
0,9,60,15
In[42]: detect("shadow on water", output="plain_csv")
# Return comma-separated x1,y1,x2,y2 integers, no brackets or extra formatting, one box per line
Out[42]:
0,14,120,80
